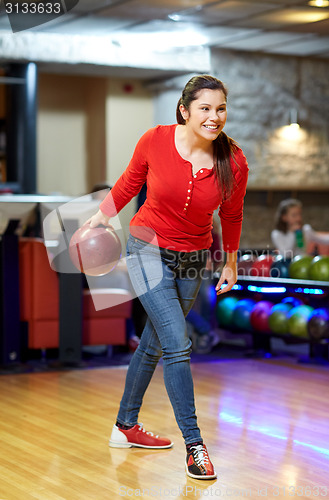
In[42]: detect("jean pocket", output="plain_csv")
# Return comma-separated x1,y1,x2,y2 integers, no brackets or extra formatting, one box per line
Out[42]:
127,235,145,255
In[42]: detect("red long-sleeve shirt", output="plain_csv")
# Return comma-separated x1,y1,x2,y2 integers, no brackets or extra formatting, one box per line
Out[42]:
100,124,249,252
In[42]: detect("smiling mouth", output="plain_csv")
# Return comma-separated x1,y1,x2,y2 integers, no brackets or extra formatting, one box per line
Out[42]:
203,125,219,130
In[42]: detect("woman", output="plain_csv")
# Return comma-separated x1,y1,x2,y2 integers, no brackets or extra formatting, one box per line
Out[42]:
87,75,249,479
271,198,329,258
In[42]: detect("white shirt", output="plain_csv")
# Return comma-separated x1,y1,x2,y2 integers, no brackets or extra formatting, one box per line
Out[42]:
271,224,329,258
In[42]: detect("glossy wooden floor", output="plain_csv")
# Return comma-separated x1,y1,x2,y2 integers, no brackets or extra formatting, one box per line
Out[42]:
0,357,328,500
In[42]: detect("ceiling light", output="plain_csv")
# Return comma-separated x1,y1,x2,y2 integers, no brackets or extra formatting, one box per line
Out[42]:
279,125,302,141
168,14,182,21
113,30,208,52
289,109,299,128
286,109,301,138
277,109,303,141
308,0,329,6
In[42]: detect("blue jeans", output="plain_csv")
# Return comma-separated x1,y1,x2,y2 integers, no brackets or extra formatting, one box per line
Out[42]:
116,235,208,445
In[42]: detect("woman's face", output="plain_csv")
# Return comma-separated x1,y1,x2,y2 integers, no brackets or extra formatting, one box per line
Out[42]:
283,205,303,231
180,88,227,141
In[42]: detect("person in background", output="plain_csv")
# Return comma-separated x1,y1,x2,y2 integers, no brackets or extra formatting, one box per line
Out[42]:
271,198,329,258
86,75,249,479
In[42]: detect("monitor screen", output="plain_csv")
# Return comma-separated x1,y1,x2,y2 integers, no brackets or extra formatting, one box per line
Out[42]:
41,194,101,240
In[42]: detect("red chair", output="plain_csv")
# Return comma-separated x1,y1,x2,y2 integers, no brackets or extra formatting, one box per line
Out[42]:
19,238,131,350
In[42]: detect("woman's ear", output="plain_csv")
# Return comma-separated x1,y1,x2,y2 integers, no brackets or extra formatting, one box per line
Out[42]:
179,104,189,121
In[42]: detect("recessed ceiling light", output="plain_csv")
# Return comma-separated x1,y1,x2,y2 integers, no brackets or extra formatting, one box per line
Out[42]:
308,0,329,7
168,14,182,21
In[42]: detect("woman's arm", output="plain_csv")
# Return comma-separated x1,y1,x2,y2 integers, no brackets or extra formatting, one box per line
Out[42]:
216,150,248,294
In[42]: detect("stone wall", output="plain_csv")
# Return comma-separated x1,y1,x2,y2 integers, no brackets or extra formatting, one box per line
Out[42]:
211,49,329,190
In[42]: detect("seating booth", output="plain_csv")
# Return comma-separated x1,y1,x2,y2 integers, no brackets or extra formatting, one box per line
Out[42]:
19,238,131,352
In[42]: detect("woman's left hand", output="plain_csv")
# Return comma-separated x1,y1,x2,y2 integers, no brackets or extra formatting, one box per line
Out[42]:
215,261,238,295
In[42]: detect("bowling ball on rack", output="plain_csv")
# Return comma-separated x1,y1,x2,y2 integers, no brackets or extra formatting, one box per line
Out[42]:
216,296,239,328
308,256,329,282
281,296,303,308
69,224,122,276
288,305,314,338
271,302,295,314
270,256,291,279
250,255,275,277
289,255,313,280
250,301,274,333
307,308,329,341
232,298,256,331
268,302,293,335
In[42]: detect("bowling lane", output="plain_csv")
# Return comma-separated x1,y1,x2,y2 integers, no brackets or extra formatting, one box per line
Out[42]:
0,358,328,499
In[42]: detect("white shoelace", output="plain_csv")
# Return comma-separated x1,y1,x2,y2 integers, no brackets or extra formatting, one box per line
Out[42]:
191,444,210,467
138,423,159,438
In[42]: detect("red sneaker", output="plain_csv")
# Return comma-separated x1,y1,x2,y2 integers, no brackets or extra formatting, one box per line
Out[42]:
186,444,217,479
109,423,173,449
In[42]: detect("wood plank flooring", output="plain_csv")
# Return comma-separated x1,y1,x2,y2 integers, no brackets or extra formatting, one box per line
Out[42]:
0,358,328,499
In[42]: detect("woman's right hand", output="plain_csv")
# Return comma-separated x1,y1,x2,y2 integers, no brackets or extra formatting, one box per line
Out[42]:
85,209,113,229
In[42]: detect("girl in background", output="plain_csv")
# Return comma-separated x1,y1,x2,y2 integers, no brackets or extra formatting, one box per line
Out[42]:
271,198,329,258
